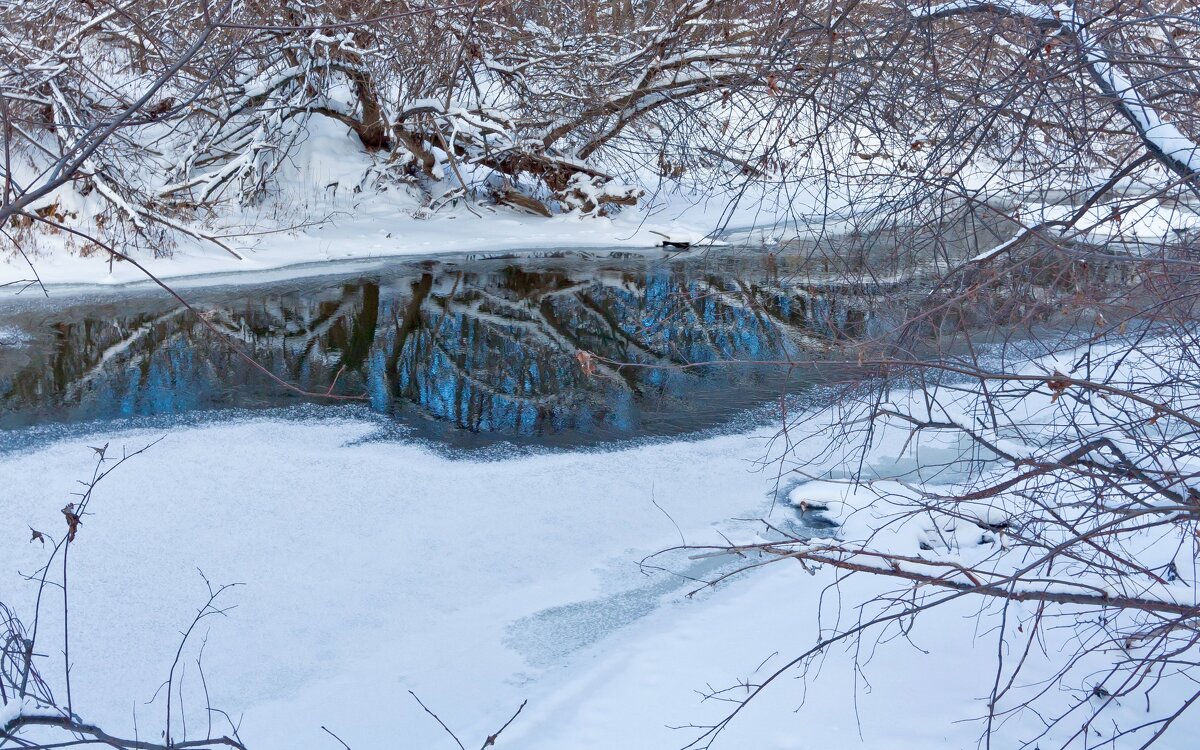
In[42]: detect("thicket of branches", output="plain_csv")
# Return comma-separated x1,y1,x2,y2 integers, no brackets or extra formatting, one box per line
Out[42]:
620,2,1200,748
4,0,1200,748
1,0,798,255
3,0,1197,257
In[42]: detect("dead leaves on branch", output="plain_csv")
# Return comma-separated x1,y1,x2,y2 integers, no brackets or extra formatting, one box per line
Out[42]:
1045,371,1170,426
1047,371,1071,402
19,440,155,549
61,503,81,543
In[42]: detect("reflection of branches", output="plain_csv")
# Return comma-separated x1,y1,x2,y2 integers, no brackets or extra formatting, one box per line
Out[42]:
429,335,572,407
60,307,190,401
3,258,910,433
27,216,367,402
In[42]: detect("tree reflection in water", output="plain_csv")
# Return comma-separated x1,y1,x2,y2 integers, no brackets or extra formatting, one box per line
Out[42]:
0,254,896,440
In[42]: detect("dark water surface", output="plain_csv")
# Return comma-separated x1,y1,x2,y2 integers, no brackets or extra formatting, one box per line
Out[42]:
0,250,915,445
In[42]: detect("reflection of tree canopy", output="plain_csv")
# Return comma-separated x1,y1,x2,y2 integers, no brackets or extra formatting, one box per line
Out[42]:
0,259,887,435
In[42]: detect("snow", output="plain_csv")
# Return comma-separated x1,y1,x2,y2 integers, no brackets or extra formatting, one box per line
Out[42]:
0,418,790,748
12,169,1188,293
970,225,1030,262
0,207,704,290
9,167,1193,293
504,561,997,750
0,699,24,728
3,337,1199,748
0,415,1043,748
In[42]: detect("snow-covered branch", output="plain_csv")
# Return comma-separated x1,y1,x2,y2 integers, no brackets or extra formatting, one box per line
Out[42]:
913,0,1200,187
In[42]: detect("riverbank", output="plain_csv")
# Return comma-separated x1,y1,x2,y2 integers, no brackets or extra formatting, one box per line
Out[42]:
4,399,1195,749
6,165,1194,295
0,417,1054,750
1,178,800,291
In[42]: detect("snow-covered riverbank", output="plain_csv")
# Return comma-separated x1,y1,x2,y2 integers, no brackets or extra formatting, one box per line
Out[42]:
0,172,793,291
1,418,788,748
4,392,1197,749
0,412,1035,750
0,416,961,748
6,143,1195,295
1,205,719,289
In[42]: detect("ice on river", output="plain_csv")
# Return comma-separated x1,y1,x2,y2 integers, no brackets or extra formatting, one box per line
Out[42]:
3,405,1197,749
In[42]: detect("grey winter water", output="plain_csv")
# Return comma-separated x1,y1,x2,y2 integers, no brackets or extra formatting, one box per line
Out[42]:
0,209,1057,448
0,246,927,446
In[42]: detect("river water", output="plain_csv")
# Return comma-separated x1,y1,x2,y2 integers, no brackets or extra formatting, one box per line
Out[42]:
0,249,925,446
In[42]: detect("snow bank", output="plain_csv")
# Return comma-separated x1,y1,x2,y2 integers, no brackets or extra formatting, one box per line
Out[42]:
0,418,787,749
4,339,1200,748
0,414,1095,750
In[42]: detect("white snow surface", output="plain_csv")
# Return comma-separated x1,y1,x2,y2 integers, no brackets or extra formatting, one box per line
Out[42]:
8,103,1199,293
0,201,722,289
0,420,795,748
3,398,1197,748
0,420,990,748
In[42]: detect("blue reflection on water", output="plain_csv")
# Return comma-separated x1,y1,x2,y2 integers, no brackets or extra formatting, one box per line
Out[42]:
0,255,886,442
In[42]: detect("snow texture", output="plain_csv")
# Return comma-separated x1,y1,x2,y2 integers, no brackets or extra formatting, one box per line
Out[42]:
3,340,1199,748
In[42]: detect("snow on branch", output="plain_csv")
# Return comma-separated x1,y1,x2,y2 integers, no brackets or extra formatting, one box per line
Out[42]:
912,1,1200,187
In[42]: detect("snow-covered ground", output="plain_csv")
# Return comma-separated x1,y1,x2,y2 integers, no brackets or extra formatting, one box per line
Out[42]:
0,417,780,748
8,186,1195,293
0,417,988,744
4,383,1197,749
7,110,1197,294
0,116,821,291
0,415,1022,750
1,200,729,289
